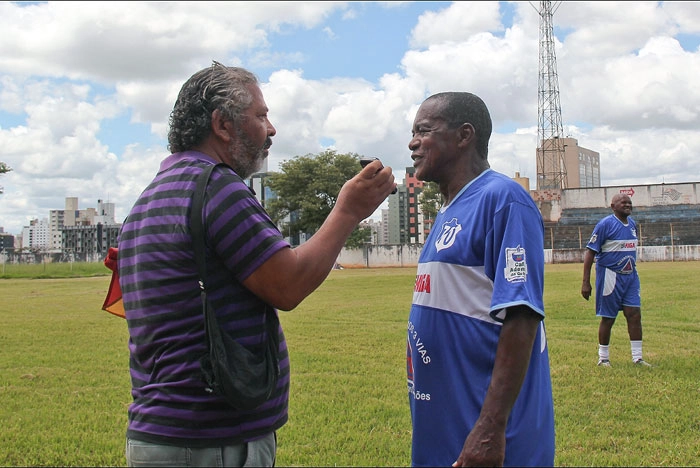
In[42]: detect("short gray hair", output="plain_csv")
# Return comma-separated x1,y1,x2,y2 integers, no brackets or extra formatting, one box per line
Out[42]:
424,92,492,159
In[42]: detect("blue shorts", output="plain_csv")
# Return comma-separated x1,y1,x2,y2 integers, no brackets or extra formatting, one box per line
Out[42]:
595,267,641,318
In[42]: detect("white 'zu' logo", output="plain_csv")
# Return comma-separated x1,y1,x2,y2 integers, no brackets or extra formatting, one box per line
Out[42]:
435,217,462,252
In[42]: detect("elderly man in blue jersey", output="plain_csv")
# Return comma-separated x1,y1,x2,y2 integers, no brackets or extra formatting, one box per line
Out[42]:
581,193,651,368
406,92,555,467
118,62,395,467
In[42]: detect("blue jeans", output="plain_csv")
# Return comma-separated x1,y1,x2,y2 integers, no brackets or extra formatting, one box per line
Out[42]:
125,432,276,467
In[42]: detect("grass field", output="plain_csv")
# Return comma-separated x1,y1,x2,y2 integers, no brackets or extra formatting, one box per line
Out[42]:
0,260,111,279
1,262,699,466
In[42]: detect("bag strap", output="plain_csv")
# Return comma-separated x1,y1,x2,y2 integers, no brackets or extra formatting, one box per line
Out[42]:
191,163,218,288
189,163,280,354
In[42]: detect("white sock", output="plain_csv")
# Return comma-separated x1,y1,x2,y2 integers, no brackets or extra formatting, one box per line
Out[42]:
598,344,610,361
631,340,643,362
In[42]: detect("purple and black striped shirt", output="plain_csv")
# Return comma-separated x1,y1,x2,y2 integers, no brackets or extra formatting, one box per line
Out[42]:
118,151,290,446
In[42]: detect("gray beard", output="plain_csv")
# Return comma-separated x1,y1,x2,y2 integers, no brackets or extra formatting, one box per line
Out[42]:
232,149,265,179
228,132,266,179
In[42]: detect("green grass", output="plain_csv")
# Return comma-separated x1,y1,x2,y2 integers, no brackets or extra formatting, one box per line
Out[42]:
1,263,699,466
0,261,110,279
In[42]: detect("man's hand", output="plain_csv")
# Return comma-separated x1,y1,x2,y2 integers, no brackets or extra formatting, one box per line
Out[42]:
452,419,505,467
581,249,595,301
581,280,592,301
335,161,396,221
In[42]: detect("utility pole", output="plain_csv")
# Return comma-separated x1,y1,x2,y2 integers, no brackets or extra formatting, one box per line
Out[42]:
534,0,567,190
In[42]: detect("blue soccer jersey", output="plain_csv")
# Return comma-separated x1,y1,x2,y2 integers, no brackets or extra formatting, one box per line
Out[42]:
586,214,640,316
586,214,638,273
407,169,555,467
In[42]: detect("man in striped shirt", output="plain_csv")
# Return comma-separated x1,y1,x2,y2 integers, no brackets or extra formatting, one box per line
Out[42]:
118,62,396,467
581,193,651,368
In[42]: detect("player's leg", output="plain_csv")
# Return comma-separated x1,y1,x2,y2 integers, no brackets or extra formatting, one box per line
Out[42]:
623,306,649,365
597,317,615,366
621,274,649,366
596,268,620,366
622,306,642,341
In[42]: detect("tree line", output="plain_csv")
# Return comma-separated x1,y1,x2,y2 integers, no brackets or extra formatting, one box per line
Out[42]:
0,152,447,248
266,150,442,248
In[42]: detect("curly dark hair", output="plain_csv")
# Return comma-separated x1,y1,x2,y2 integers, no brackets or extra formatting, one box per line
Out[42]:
425,92,492,160
167,61,259,153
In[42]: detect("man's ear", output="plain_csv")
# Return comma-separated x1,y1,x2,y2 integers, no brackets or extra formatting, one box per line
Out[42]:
210,109,234,143
457,122,475,148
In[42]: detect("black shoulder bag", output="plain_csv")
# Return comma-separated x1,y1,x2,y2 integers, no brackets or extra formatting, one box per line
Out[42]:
191,164,281,410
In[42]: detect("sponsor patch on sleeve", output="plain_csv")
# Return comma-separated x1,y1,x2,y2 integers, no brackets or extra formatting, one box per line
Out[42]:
504,246,528,283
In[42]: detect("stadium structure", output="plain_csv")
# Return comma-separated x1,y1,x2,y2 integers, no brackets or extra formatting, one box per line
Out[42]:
530,0,700,258
338,1,700,267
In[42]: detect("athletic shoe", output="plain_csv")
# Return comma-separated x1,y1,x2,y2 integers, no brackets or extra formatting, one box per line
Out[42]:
597,359,611,367
634,359,652,367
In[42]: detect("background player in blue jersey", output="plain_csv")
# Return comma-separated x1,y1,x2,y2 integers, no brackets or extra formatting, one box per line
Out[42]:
406,92,555,467
119,62,395,467
581,193,651,367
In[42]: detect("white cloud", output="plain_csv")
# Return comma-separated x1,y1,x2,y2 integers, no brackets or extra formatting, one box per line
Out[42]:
402,24,538,126
556,2,671,58
663,1,700,34
1,1,700,235
115,79,181,135
0,2,345,81
562,35,700,131
409,1,503,48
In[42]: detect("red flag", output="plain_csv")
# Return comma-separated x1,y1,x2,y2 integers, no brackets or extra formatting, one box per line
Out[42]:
102,247,125,318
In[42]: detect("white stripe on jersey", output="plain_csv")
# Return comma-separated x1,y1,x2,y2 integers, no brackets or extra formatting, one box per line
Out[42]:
601,238,637,253
412,261,498,325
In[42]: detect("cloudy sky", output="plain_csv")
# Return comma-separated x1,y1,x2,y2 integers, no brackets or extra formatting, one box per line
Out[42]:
1,1,699,235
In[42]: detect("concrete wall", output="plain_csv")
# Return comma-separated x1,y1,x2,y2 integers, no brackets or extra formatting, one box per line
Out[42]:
336,244,423,268
562,183,699,209
532,181,700,222
337,244,700,268
637,245,700,262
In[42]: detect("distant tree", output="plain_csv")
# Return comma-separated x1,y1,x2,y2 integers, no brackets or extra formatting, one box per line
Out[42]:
419,181,443,233
0,162,10,194
266,150,369,244
344,225,372,249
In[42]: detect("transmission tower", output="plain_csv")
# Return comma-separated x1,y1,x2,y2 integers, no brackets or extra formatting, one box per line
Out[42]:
535,0,567,190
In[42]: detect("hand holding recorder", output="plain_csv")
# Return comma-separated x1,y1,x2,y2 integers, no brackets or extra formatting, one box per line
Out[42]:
360,157,398,194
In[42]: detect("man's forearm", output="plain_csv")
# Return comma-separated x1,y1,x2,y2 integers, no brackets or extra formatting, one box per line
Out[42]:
478,306,540,427
454,307,541,466
582,249,595,282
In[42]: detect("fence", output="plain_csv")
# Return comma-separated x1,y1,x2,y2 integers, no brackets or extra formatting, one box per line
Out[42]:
0,251,105,265
545,221,700,250
337,241,700,268
3,225,700,270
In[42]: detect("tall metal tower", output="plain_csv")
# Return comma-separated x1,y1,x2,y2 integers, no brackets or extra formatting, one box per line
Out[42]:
535,0,567,190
